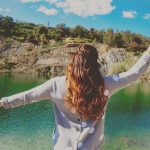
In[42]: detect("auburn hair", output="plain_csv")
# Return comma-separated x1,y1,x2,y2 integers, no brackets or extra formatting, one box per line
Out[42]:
64,44,108,121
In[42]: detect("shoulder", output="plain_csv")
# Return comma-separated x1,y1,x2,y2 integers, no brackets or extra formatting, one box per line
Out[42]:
103,75,120,96
51,76,67,98
56,76,67,89
47,76,66,85
54,75,66,84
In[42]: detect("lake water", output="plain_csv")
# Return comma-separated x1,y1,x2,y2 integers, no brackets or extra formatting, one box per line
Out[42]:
0,73,150,150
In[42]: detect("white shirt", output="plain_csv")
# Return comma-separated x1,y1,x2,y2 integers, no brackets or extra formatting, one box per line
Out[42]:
1,51,150,150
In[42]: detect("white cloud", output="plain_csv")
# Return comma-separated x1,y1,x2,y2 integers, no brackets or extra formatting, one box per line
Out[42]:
18,0,115,17
0,7,11,12
143,13,150,20
46,0,115,17
122,10,137,18
37,5,58,15
18,0,40,3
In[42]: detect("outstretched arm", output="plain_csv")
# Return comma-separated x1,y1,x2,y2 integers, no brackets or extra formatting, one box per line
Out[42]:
0,77,57,109
104,46,150,96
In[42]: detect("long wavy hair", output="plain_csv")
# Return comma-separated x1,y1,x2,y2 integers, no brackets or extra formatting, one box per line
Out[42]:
64,44,108,120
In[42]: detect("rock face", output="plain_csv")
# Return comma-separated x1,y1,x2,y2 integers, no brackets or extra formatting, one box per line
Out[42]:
0,41,128,76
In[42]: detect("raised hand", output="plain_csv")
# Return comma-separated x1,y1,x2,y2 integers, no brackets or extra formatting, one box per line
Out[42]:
0,100,3,107
147,45,150,54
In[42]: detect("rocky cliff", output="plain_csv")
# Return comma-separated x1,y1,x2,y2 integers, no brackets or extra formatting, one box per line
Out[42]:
0,41,148,79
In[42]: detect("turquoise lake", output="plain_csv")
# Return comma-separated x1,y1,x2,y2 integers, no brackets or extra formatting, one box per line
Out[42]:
0,73,150,150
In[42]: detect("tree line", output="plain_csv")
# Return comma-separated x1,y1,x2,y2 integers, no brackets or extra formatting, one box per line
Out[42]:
0,15,150,51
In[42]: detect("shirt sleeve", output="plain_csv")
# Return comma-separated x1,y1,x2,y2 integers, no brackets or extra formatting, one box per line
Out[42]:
0,77,57,109
104,51,150,96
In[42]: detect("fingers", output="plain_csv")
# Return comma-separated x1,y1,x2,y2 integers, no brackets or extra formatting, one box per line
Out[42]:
147,45,150,53
0,100,3,107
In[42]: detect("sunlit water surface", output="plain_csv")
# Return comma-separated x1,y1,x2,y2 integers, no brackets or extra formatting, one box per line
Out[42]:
0,73,150,150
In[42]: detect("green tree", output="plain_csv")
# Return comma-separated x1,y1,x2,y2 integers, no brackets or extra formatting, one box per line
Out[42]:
40,34,48,45
88,28,98,41
114,32,125,48
55,23,70,38
0,16,15,37
127,34,143,51
37,26,48,35
27,34,39,45
121,31,133,48
97,30,104,43
70,25,88,38
0,15,3,35
103,28,115,47
132,35,142,45
0,15,3,27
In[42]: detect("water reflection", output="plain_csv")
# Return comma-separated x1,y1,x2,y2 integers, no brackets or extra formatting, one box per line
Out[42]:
0,73,150,150
104,80,150,150
124,81,150,95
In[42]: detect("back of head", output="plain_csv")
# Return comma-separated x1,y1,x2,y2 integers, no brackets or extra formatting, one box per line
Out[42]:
64,44,108,120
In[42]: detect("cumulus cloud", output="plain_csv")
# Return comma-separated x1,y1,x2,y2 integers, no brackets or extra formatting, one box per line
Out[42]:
0,7,11,12
122,10,137,18
18,0,115,17
18,0,40,3
143,13,150,20
37,5,58,15
46,0,115,17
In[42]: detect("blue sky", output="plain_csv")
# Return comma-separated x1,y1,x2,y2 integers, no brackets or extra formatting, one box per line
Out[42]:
0,0,150,37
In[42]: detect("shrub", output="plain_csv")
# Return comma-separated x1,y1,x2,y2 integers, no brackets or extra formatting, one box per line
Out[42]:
108,62,127,75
